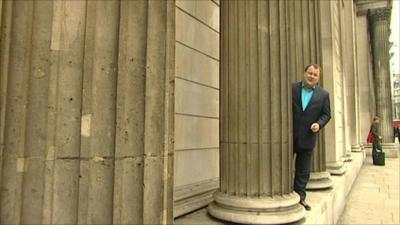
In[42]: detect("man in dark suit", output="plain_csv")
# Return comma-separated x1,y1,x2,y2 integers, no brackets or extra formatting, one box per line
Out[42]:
292,64,331,211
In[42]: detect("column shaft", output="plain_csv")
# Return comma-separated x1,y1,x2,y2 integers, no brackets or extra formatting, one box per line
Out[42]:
113,1,147,224
343,1,361,152
369,8,393,142
0,1,175,224
1,1,32,223
47,1,86,224
355,15,376,149
209,1,304,224
292,0,332,189
368,8,399,155
320,0,347,175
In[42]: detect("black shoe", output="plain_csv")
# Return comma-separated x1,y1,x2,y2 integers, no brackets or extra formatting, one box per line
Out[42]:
299,200,311,211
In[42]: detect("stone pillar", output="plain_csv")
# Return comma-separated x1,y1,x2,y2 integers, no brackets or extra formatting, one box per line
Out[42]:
307,136,333,189
309,1,333,189
289,0,332,189
0,0,11,193
368,8,398,153
208,1,304,224
112,1,175,224
320,0,347,175
0,1,175,224
341,0,360,160
355,14,376,150
347,2,362,154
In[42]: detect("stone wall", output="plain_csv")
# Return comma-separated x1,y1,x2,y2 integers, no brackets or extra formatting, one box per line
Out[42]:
173,0,220,217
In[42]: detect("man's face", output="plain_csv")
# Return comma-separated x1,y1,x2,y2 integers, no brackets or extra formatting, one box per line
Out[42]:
303,66,320,88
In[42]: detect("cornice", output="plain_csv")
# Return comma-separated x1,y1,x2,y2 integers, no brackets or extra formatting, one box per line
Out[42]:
368,8,391,22
355,0,391,16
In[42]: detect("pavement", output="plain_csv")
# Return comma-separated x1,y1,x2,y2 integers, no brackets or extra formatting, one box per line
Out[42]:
337,157,399,225
175,154,399,225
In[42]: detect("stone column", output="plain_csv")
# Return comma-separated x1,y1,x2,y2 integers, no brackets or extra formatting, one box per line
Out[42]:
290,0,332,189
320,0,347,175
347,1,362,154
112,1,175,224
0,1,175,224
307,136,333,189
208,1,304,224
1,1,34,223
355,14,376,150
0,0,11,191
368,8,398,153
340,0,360,160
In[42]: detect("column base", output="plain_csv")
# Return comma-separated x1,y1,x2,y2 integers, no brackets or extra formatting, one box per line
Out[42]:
306,171,333,190
208,192,305,224
351,144,362,152
344,152,353,162
327,161,347,176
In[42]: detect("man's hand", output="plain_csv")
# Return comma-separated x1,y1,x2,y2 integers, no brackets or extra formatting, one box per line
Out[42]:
310,123,320,133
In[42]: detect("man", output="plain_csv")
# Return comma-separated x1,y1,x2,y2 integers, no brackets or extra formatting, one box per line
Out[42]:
292,64,331,211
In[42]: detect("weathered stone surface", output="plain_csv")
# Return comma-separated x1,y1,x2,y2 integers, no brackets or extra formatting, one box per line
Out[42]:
369,8,393,143
209,1,306,223
0,1,175,224
355,15,376,144
113,157,144,225
51,159,80,224
320,0,347,175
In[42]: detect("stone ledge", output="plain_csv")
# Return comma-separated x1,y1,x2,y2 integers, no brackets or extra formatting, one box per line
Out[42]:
175,151,366,225
174,178,219,218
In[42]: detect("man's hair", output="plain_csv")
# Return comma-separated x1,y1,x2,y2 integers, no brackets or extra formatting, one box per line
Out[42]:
304,64,322,75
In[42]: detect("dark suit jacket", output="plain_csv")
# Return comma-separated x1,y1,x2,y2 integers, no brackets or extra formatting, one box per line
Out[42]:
292,81,331,150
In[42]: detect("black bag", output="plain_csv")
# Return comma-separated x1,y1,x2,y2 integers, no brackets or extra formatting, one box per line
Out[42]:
372,150,385,166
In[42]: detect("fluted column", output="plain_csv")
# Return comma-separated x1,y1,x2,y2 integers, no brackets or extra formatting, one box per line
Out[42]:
0,0,11,201
113,1,175,224
306,135,332,189
290,0,332,189
355,14,376,151
208,1,304,224
1,1,34,223
320,0,347,175
369,8,397,153
369,7,399,155
346,1,362,154
0,1,175,224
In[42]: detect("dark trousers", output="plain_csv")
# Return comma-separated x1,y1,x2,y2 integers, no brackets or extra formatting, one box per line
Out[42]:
372,140,382,152
294,148,313,201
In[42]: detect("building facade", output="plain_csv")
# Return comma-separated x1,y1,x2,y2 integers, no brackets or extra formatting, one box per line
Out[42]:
0,0,395,224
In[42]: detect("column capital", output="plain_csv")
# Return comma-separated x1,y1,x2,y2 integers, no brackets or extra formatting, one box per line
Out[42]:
368,8,391,23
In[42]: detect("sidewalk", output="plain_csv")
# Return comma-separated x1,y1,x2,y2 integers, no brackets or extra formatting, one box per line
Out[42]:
175,152,399,225
338,157,400,225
